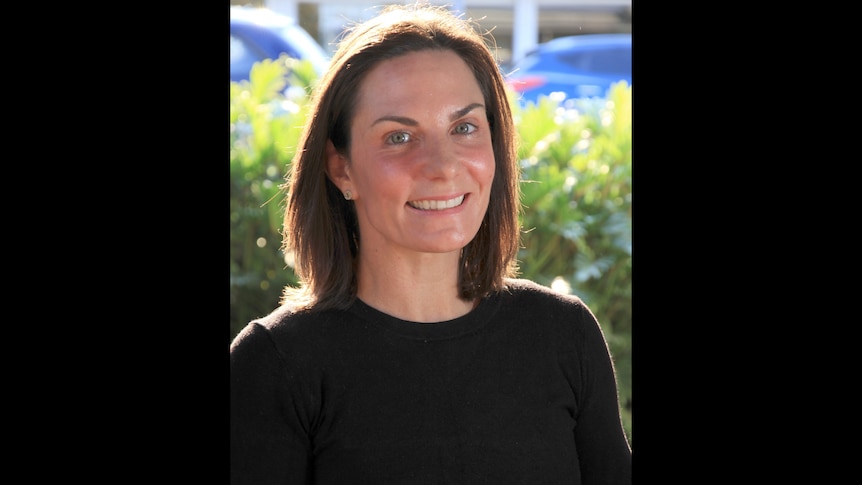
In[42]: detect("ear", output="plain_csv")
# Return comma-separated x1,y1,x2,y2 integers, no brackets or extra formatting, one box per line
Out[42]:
324,139,352,192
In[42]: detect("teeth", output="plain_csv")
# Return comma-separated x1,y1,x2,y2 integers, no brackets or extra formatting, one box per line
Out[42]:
408,195,465,210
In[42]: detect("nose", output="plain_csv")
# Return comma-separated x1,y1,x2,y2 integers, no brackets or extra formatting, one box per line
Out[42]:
418,137,459,180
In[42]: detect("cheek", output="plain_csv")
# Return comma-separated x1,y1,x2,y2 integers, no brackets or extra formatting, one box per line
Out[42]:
461,139,496,180
368,165,407,196
356,165,409,209
349,148,401,198
475,152,496,188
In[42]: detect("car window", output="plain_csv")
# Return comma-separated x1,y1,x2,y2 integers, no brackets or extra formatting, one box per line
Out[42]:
514,53,541,72
559,47,630,75
231,34,266,81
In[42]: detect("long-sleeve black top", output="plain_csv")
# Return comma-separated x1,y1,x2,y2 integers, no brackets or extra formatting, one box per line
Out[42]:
230,278,632,484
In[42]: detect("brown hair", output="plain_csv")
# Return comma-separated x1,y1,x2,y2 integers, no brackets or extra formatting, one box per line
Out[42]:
281,2,521,311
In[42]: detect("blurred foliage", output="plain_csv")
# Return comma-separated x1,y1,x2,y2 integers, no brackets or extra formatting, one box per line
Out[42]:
229,55,318,341
229,59,632,445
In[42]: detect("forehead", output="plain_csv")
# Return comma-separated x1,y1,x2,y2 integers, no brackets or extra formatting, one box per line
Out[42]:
354,50,484,115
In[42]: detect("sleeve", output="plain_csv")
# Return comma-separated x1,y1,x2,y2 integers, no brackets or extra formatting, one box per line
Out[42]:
230,322,313,485
569,303,632,484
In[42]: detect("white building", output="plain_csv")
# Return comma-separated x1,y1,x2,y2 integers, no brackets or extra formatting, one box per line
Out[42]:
260,0,632,65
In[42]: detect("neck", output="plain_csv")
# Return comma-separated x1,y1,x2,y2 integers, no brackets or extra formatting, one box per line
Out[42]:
355,249,474,323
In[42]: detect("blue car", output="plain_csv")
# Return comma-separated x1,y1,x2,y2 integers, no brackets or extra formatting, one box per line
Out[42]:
230,6,330,83
507,33,631,105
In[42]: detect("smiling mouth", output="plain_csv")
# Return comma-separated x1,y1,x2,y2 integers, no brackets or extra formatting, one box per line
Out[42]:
407,194,465,211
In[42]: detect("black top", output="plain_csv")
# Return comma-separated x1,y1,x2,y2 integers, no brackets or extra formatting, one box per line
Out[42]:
230,278,632,484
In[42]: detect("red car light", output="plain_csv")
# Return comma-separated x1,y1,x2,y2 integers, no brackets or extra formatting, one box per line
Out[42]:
507,75,546,93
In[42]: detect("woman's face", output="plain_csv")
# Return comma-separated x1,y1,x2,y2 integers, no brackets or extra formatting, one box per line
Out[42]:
336,49,495,257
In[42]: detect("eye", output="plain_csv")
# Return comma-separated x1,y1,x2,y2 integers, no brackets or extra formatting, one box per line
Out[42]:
453,122,477,135
386,132,411,144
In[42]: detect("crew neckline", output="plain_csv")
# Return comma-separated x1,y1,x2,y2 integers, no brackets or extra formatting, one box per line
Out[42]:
348,292,501,341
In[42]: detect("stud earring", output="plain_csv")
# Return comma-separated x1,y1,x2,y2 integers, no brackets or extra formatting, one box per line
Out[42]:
344,190,352,200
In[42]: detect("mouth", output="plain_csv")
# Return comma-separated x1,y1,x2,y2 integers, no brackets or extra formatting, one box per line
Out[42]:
407,194,466,211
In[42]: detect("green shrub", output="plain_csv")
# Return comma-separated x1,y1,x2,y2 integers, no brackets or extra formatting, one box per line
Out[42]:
229,60,632,445
229,55,317,341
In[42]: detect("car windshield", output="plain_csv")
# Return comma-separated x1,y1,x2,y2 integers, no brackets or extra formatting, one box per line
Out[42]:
275,24,330,75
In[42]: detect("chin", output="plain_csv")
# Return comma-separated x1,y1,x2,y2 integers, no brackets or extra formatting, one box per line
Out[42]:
421,235,477,254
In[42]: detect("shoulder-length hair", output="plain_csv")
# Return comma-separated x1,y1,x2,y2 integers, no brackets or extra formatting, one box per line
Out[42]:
281,2,521,311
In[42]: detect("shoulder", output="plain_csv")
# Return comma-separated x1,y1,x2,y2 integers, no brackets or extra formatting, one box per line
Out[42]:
500,278,589,311
230,303,357,359
496,278,603,343
253,302,355,336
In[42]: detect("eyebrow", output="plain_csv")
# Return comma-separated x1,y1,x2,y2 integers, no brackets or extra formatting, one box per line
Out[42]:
370,103,485,127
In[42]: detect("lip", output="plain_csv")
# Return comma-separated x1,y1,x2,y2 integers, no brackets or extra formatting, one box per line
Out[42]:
407,193,467,211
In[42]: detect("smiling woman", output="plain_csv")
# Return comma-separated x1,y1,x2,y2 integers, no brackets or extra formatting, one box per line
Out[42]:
229,2,632,483
325,49,496,274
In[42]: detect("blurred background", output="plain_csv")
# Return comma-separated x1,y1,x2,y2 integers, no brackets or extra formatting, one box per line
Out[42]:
230,0,632,444
231,0,632,65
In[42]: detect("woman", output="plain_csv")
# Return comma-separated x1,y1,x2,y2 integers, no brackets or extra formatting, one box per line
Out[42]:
230,3,632,483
